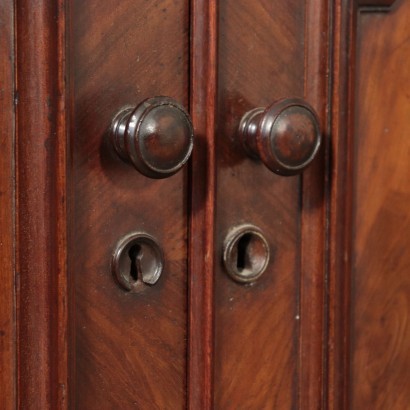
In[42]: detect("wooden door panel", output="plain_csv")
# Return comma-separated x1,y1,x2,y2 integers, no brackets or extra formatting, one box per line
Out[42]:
214,1,322,407
352,1,410,407
70,1,189,407
6,0,410,408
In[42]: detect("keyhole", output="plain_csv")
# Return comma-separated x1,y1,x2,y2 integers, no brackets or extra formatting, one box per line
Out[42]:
223,225,270,283
128,244,142,282
236,233,252,271
112,232,164,292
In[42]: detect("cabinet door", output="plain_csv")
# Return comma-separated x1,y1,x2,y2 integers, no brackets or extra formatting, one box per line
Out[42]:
68,0,328,407
212,1,326,408
7,0,327,408
69,1,190,408
6,0,410,409
329,1,410,408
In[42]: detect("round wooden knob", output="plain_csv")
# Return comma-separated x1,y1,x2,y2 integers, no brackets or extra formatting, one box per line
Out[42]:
239,98,321,176
111,96,194,178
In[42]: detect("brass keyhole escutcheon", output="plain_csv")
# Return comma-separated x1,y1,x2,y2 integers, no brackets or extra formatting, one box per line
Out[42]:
223,224,270,283
112,232,164,292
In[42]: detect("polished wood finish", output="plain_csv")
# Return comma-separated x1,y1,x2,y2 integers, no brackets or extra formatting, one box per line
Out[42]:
239,98,322,176
300,0,329,407
110,97,194,179
2,0,409,408
329,0,407,408
351,1,410,407
0,1,16,408
69,0,189,407
15,1,69,408
188,0,217,407
214,0,327,407
328,1,356,407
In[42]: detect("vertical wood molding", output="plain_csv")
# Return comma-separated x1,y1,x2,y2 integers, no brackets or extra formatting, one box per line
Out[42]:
15,0,68,408
0,1,16,408
300,0,330,408
328,0,357,407
328,1,397,409
188,0,217,408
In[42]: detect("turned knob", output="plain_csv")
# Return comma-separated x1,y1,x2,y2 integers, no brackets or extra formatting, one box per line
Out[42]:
239,98,321,176
111,96,194,179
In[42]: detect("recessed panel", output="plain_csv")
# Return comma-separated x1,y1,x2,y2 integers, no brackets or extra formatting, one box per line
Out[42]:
70,1,189,407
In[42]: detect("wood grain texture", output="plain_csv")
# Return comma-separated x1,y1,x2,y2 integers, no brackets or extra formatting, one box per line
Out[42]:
351,1,410,407
69,0,189,407
329,0,408,408
300,0,329,407
0,1,16,408
328,1,357,408
188,0,217,408
214,1,306,407
15,0,68,408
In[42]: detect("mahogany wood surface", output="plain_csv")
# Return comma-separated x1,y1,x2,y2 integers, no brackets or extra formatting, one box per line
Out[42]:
188,0,217,408
2,0,410,408
328,0,357,407
351,1,410,407
15,1,69,408
328,1,409,409
214,0,327,407
69,0,189,407
300,0,329,407
0,1,16,408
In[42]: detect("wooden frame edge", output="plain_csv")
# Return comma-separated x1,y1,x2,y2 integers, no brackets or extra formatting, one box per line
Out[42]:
15,0,68,408
188,0,218,408
328,1,397,409
299,0,331,408
0,0,16,408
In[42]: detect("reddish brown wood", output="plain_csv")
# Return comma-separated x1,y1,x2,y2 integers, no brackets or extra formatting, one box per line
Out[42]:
15,0,68,408
329,0,407,408
69,0,190,407
7,1,410,408
188,0,217,408
214,1,309,407
328,1,356,408
0,1,16,408
299,0,329,407
351,2,410,407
